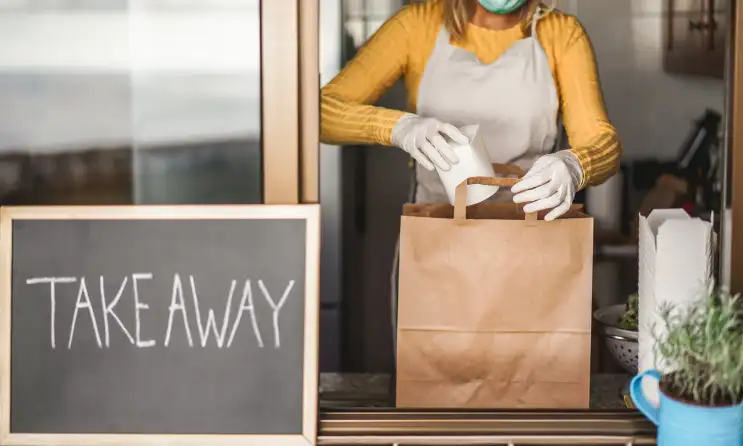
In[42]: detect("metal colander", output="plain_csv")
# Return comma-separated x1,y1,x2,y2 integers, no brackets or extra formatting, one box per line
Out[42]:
593,304,638,374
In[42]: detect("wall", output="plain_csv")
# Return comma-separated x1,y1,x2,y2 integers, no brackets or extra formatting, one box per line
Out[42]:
574,0,726,160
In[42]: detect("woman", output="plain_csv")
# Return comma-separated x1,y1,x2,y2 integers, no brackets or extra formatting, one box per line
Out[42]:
321,0,621,341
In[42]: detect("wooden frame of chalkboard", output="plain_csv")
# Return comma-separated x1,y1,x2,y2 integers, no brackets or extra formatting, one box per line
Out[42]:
0,205,320,446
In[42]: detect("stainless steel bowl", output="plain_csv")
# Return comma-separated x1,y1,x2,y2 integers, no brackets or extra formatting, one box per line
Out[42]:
593,304,638,374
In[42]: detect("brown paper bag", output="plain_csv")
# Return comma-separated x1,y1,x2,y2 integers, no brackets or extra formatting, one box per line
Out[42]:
396,167,593,409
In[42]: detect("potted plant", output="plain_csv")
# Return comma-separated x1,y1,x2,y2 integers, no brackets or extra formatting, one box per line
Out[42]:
630,287,743,446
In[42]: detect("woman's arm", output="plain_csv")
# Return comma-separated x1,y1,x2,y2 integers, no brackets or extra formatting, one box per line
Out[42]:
554,17,622,189
320,8,414,146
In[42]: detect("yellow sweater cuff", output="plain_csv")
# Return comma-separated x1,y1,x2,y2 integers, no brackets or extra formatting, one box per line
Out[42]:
376,109,408,146
568,147,591,191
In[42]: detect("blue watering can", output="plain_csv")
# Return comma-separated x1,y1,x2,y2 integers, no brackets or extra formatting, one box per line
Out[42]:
630,369,743,446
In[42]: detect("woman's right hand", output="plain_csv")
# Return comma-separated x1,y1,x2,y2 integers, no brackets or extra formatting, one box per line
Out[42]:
390,114,468,171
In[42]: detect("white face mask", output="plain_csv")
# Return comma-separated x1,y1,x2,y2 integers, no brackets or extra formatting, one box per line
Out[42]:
477,0,529,14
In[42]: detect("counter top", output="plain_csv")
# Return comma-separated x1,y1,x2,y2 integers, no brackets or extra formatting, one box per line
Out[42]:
319,373,631,410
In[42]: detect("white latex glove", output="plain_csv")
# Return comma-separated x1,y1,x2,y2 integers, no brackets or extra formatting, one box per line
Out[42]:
390,114,468,171
511,152,583,221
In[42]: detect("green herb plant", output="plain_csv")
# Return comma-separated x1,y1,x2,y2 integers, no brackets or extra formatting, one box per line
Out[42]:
654,286,743,406
619,293,639,331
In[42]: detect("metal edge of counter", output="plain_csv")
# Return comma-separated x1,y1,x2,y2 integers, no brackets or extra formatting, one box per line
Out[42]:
317,409,656,444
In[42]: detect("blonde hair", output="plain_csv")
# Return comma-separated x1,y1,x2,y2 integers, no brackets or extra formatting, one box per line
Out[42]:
443,0,555,42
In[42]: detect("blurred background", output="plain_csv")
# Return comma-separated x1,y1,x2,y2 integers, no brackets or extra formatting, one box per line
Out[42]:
0,0,262,206
326,0,729,374
0,0,732,376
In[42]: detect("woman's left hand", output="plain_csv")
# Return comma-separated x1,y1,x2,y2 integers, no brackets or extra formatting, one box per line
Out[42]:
511,152,583,221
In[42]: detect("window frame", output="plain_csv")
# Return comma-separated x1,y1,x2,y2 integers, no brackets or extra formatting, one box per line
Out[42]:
262,0,302,204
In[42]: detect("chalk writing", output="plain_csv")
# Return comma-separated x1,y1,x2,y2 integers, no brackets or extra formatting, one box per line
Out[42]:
25,274,295,350
258,279,294,348
25,277,76,349
165,274,193,347
100,276,134,347
132,273,155,348
228,279,264,348
69,277,102,349
190,275,235,348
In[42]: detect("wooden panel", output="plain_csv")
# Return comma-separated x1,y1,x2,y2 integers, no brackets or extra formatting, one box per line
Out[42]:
299,0,320,204
262,0,300,204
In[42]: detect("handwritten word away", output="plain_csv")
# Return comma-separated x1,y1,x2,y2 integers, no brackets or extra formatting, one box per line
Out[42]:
25,274,295,350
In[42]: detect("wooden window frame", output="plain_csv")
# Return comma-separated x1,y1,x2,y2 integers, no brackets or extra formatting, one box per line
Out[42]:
262,0,300,204
262,0,319,204
299,0,320,204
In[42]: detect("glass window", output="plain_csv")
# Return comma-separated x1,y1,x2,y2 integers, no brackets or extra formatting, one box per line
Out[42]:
130,0,261,204
0,0,262,206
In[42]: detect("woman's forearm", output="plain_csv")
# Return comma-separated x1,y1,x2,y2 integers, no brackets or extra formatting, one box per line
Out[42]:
319,6,415,146
554,16,623,189
568,131,622,188
320,93,406,146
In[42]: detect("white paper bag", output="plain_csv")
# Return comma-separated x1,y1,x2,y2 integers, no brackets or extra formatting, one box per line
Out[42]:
436,125,498,206
637,209,714,405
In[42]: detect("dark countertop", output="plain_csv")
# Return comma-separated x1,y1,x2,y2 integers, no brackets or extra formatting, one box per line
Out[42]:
319,373,632,410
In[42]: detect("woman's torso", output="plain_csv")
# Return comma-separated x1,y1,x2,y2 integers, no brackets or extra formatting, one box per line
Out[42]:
407,1,569,204
399,1,577,115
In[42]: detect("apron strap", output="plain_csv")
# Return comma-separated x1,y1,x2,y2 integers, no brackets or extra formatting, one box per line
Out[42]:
434,25,455,60
531,6,543,37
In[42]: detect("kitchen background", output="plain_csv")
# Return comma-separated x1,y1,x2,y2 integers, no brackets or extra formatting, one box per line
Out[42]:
0,0,730,373
334,0,728,373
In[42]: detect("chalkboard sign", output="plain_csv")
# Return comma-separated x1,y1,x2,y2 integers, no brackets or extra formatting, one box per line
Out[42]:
0,205,320,446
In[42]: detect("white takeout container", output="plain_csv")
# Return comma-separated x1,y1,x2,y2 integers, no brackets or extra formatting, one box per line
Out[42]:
436,125,498,206
637,209,714,406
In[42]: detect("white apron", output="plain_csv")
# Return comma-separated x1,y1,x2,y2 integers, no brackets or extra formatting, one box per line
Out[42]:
391,8,559,344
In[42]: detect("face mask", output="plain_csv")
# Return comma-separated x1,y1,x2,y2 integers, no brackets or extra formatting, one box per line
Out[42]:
477,0,529,14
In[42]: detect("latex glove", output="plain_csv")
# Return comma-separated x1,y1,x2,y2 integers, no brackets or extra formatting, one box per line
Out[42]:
391,114,468,171
511,152,583,221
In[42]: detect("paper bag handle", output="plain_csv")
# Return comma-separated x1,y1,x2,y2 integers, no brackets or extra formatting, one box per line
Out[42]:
454,164,537,221
492,163,526,177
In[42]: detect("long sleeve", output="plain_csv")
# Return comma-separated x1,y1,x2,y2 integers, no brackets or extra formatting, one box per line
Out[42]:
320,8,415,146
554,17,622,189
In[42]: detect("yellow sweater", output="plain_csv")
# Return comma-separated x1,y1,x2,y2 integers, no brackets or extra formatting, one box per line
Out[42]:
320,0,621,188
